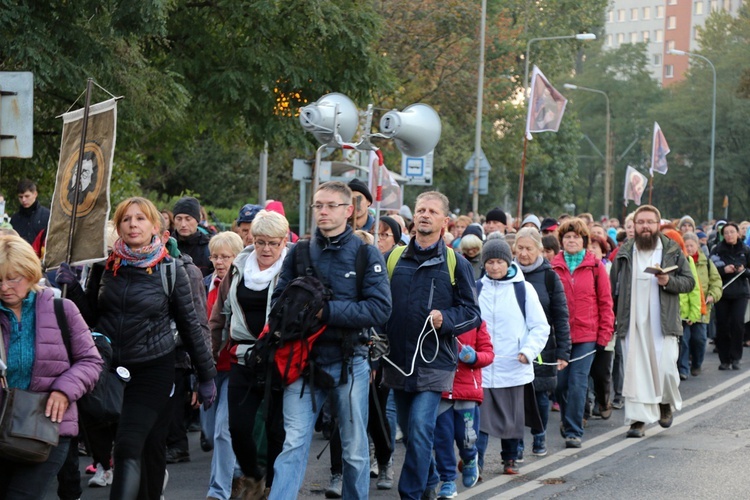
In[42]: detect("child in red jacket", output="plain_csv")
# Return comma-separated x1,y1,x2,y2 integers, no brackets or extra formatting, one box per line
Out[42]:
432,321,494,497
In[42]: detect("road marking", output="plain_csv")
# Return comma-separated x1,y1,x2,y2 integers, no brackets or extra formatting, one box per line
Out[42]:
462,370,750,499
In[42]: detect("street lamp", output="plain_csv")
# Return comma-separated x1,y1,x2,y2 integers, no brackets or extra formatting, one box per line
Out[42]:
472,0,487,216
564,83,612,218
668,49,717,221
524,33,597,97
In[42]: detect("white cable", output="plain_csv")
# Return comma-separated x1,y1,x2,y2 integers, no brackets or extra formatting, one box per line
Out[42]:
382,315,440,377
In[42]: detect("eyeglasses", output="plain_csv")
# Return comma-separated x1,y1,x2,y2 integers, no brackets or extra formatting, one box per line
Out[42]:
0,277,24,289
378,233,393,239
310,203,349,211
210,254,234,262
254,240,283,248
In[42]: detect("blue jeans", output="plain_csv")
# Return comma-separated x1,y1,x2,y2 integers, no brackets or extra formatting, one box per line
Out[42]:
269,356,370,500
434,402,479,482
477,432,519,464
531,390,550,436
0,437,70,499
679,322,708,375
387,390,398,452
556,342,596,439
201,371,240,500
393,390,442,499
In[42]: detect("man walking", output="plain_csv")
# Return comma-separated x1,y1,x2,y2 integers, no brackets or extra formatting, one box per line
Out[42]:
10,178,50,246
269,181,392,499
610,205,695,438
383,191,481,499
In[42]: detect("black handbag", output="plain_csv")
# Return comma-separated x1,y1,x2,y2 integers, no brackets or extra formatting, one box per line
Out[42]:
0,327,60,463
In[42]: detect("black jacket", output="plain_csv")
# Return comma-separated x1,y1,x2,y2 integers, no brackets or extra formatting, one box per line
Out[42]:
177,231,213,277
710,240,750,300
10,200,50,245
522,259,571,392
70,257,216,381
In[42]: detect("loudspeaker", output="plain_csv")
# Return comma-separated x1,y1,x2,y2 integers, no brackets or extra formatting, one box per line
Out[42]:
299,93,358,145
379,104,442,157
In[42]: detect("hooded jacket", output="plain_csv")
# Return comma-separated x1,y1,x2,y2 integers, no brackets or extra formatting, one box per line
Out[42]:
611,235,695,338
478,264,550,389
442,321,493,403
691,250,722,323
177,230,213,277
710,239,750,300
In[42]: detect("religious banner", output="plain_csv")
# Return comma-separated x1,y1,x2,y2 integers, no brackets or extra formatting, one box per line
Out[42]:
525,65,568,140
649,121,670,176
623,165,648,206
44,98,116,268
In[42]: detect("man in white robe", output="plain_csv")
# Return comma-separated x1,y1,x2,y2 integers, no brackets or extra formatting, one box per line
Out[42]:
610,205,695,437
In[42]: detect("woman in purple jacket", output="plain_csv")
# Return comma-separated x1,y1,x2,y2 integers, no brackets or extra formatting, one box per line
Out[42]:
0,234,102,499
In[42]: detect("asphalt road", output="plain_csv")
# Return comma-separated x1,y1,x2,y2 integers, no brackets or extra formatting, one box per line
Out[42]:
48,343,750,499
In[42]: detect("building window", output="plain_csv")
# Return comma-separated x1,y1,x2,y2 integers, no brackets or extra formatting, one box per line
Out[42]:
668,0,678,4
654,54,662,66
657,5,665,17
617,33,625,44
695,1,704,14
694,26,701,40
643,6,651,19
667,40,676,52
607,10,614,22
723,0,731,9
665,65,674,78
655,29,664,42
617,9,626,21
711,0,719,10
643,30,650,41
629,32,637,43
607,34,613,46
631,8,639,20
667,16,677,29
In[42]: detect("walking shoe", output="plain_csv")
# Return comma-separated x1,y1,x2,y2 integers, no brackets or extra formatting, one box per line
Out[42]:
719,363,730,370
626,421,645,438
732,361,741,370
691,367,701,377
502,460,519,475
564,437,581,449
612,398,624,409
421,485,438,500
532,435,547,456
200,431,213,452
85,462,97,475
231,476,244,498
369,440,378,477
376,460,394,490
679,373,688,381
516,447,524,463
658,403,673,428
165,448,190,464
437,481,457,499
462,458,479,488
551,401,560,412
88,464,113,487
325,473,343,498
599,403,613,420
239,476,265,500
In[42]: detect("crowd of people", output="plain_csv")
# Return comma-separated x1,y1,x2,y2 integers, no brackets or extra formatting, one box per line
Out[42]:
0,176,748,500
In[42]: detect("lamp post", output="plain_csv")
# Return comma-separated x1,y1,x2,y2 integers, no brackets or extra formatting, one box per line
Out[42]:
524,33,597,97
669,49,717,221
472,0,487,216
564,83,612,218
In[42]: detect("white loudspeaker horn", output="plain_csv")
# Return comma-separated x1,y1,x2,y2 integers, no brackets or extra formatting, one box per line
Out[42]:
379,103,442,157
299,93,358,145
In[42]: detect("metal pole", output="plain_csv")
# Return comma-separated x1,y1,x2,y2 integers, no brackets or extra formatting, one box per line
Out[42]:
472,0,487,216
259,141,268,205
524,34,596,97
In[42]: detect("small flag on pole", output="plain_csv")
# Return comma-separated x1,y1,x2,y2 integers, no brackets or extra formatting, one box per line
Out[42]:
650,122,670,176
624,165,648,206
525,65,568,140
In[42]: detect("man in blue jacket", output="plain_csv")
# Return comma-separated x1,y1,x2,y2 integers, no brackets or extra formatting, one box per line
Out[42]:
269,181,392,500
383,191,481,499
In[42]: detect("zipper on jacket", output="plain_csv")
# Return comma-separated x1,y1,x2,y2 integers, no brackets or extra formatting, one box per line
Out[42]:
427,278,435,310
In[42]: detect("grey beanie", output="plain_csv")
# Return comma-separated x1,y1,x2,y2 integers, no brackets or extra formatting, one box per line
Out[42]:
482,238,513,266
678,215,696,230
521,214,541,230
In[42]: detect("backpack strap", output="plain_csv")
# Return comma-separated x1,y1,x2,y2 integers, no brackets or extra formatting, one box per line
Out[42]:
544,268,556,299
386,245,407,280
160,258,176,297
387,244,456,286
355,243,368,300
55,298,73,363
513,281,527,320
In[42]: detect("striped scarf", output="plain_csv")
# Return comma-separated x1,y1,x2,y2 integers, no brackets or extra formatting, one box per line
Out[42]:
108,236,168,274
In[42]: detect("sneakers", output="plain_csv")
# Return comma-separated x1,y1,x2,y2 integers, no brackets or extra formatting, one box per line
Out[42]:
437,481,457,499
238,475,265,500
564,437,582,448
599,403,613,420
88,464,113,487
200,431,213,452
719,363,731,370
325,473,343,498
422,485,438,500
376,461,394,490
165,448,190,464
502,459,519,475
658,403,673,428
626,421,645,438
532,435,547,457
612,398,624,410
732,361,741,370
691,367,701,377
516,447,524,463
462,458,479,488
85,462,97,475
551,401,560,412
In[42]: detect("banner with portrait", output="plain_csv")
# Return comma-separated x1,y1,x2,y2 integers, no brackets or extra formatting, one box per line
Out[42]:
623,165,648,206
44,98,116,268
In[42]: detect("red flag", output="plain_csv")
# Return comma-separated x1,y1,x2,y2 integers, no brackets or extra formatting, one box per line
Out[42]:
623,165,648,206
650,122,670,176
525,66,568,140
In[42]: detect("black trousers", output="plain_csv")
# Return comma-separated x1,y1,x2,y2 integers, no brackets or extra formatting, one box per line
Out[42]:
166,367,191,453
227,363,285,487
590,349,613,409
716,297,748,364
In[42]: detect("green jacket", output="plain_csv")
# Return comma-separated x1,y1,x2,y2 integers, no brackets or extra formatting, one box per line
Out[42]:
679,256,701,323
611,235,696,338
692,250,723,324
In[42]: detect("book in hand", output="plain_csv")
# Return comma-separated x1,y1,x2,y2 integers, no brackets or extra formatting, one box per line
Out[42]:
644,264,678,275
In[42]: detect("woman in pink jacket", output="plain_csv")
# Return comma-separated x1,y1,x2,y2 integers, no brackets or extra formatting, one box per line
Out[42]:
551,218,614,449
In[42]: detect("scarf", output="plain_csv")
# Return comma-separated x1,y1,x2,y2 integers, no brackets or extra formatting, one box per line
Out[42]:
108,236,168,274
243,247,288,291
517,255,544,275
564,249,586,275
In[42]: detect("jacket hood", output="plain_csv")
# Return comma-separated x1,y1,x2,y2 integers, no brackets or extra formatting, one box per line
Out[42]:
480,262,525,285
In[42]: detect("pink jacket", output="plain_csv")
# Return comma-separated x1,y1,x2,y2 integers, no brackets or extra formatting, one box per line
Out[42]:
442,321,494,403
551,251,614,346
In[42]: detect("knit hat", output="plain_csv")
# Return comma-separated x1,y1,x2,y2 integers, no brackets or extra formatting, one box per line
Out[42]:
521,214,541,230
378,216,402,243
678,215,696,230
485,207,507,225
173,196,201,222
399,204,413,222
540,217,559,232
237,204,263,224
348,178,373,204
482,238,513,266
462,223,484,240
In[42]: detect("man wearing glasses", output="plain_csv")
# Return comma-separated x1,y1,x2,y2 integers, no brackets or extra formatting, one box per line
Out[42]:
610,205,694,438
269,181,392,500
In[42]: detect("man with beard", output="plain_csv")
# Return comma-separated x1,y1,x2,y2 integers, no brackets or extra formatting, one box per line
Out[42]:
610,205,695,438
